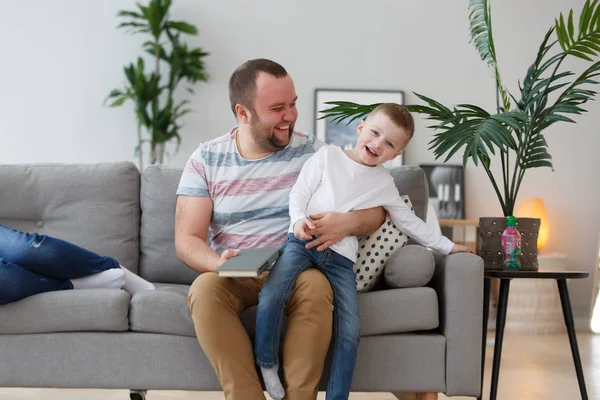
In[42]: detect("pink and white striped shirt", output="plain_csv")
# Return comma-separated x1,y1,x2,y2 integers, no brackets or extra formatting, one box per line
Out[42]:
177,127,323,254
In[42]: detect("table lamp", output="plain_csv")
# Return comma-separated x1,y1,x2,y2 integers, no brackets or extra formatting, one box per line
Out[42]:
516,197,549,252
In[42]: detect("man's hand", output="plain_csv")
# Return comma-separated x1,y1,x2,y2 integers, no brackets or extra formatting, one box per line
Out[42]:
294,218,316,241
218,249,239,267
450,244,475,254
305,212,351,251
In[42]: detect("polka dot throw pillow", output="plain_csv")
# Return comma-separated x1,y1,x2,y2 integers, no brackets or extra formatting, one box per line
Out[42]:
354,195,415,293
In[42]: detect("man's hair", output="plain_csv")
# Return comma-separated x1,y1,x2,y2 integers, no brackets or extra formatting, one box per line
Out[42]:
369,103,415,139
228,58,288,117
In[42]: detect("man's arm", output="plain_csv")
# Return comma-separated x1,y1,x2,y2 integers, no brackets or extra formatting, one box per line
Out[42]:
306,207,386,251
174,195,221,273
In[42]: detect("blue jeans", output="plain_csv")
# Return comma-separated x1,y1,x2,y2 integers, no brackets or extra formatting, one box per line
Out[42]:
255,233,360,400
0,224,120,304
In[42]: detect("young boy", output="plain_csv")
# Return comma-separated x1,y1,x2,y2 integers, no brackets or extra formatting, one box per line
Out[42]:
253,103,473,400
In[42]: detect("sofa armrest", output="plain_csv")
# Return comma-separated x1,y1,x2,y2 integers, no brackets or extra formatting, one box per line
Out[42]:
430,252,484,396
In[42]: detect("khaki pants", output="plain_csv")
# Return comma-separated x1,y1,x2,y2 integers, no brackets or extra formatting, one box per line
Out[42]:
188,269,333,400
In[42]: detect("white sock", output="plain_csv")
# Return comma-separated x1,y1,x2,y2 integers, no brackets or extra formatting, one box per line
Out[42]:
71,268,125,290
260,364,285,400
120,265,155,295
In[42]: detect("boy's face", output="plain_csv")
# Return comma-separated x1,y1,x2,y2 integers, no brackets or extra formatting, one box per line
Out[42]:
355,112,410,166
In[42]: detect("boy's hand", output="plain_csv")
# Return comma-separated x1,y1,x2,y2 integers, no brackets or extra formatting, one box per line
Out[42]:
293,218,316,241
304,212,348,251
218,249,239,267
450,244,475,254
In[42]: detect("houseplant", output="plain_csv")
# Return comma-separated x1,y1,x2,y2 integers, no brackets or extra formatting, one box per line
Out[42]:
320,0,600,269
105,0,209,170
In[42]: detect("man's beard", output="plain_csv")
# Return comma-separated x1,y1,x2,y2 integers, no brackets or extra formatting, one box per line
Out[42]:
250,118,294,153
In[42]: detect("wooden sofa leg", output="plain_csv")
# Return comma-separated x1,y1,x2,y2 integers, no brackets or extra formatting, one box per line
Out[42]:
391,393,439,400
130,389,147,400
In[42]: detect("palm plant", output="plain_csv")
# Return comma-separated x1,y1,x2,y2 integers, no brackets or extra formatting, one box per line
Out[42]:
105,0,209,170
320,0,600,216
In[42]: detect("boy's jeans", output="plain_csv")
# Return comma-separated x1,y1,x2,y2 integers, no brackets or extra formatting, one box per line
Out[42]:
0,224,120,304
255,233,360,400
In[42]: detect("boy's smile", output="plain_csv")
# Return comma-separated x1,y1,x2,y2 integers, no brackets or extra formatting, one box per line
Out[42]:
348,111,410,167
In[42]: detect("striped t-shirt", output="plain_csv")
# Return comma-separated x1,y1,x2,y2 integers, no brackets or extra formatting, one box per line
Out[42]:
177,127,323,254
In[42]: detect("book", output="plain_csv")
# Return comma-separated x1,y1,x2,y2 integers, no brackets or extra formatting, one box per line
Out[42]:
217,248,283,278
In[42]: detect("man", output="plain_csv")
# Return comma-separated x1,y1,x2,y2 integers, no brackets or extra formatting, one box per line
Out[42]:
174,58,384,400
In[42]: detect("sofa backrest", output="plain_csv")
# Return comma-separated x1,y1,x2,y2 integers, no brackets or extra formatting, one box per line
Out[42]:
139,164,430,285
139,165,198,284
0,162,141,273
388,165,429,221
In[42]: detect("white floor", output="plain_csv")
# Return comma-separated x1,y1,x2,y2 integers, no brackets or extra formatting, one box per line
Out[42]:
2,332,599,399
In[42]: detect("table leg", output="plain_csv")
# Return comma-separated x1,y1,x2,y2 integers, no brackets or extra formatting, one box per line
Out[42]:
477,277,491,400
557,279,589,400
489,278,510,400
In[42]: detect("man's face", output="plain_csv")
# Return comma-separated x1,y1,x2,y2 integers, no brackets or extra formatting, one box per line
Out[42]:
247,73,298,152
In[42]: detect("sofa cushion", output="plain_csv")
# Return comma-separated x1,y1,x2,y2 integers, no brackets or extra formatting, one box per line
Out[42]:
129,283,195,337
355,195,413,293
139,166,199,284
384,244,436,288
0,162,141,273
129,283,438,337
357,287,439,335
0,289,129,334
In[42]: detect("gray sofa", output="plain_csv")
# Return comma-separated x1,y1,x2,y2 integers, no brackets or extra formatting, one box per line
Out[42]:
0,162,483,399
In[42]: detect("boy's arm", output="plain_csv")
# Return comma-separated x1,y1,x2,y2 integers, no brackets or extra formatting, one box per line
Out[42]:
383,185,455,255
289,147,327,228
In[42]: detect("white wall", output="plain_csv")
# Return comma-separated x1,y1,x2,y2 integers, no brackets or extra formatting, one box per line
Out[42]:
1,0,599,322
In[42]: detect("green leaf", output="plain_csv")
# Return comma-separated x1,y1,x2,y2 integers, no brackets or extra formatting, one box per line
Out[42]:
318,101,379,124
168,21,198,35
117,21,148,29
579,0,594,39
469,0,496,66
109,96,129,107
552,0,600,60
568,9,575,39
524,160,554,169
106,89,123,98
117,10,145,19
570,50,595,61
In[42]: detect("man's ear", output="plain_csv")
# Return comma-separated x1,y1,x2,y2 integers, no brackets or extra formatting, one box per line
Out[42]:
357,120,365,135
235,104,251,124
395,150,403,158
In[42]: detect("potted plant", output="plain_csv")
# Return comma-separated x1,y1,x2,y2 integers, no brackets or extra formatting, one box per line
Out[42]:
320,0,600,269
105,0,209,170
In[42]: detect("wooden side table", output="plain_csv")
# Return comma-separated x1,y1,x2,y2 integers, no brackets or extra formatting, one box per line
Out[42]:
478,270,590,400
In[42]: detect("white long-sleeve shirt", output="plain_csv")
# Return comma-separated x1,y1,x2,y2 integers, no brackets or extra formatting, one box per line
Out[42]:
289,145,454,262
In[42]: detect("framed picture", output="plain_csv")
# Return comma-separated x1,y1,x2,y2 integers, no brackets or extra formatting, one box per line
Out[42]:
314,88,405,167
419,164,465,220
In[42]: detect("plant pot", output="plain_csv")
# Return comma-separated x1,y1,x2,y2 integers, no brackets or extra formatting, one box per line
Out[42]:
479,217,540,271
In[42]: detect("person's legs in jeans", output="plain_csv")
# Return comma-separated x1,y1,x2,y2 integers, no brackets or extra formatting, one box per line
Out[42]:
318,251,360,400
0,224,152,295
255,238,315,399
0,224,119,279
0,258,73,304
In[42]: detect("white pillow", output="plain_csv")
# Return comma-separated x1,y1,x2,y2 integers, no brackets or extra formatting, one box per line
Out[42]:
354,195,414,293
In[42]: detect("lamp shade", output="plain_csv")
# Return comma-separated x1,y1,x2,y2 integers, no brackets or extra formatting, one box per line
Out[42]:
516,197,549,251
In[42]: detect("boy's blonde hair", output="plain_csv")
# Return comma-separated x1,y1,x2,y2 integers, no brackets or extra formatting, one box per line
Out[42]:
368,103,415,139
